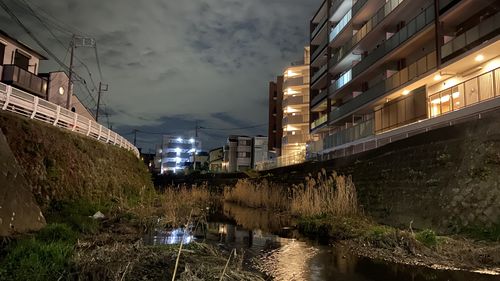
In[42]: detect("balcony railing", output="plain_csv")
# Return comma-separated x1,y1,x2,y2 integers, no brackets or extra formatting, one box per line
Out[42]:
352,0,368,18
1,65,47,98
311,114,328,130
311,37,328,62
311,89,329,107
283,134,308,145
312,15,328,40
330,0,406,71
330,51,436,123
429,67,500,119
441,12,500,61
283,76,305,88
329,68,352,94
311,64,328,84
283,114,308,125
323,117,374,150
330,10,352,43
283,95,307,107
352,4,434,78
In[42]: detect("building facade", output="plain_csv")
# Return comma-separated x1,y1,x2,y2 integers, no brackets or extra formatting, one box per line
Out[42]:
155,135,201,174
252,136,269,169
308,0,500,158
209,147,224,172
281,47,311,162
268,76,284,156
223,135,252,173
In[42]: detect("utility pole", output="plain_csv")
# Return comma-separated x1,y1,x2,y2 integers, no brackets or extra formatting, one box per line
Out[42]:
66,35,75,109
193,120,199,171
66,35,97,110
96,82,108,122
133,129,138,146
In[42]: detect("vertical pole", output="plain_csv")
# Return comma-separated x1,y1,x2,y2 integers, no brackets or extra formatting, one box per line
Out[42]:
434,0,442,70
66,35,75,109
193,120,198,171
96,82,102,122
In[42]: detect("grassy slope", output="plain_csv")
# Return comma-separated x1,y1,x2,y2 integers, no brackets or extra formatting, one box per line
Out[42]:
0,111,153,209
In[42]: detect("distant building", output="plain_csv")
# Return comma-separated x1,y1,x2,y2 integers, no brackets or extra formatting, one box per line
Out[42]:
208,147,224,172
281,47,310,160
155,135,201,174
223,135,252,173
0,29,95,121
268,76,283,156
194,151,209,171
0,29,48,98
252,136,268,169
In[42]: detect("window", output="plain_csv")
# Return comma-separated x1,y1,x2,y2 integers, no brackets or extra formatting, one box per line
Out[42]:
14,50,29,70
0,44,5,65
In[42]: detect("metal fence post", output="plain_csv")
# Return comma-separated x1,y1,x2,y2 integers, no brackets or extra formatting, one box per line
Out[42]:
86,119,92,136
72,114,78,131
30,97,39,119
52,106,61,126
97,125,102,141
2,86,12,110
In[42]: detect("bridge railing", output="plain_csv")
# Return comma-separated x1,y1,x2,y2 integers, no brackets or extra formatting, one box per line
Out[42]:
0,82,139,157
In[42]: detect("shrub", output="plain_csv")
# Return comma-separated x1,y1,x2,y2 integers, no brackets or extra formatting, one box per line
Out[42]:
415,229,438,247
36,223,78,244
46,200,101,234
0,239,73,281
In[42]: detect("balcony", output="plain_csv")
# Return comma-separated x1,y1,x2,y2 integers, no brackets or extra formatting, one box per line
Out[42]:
329,69,352,95
441,12,500,62
352,4,434,78
330,51,436,124
311,114,328,130
352,0,368,18
283,134,308,145
311,64,328,84
311,89,329,108
283,95,308,107
311,15,328,41
1,65,47,98
323,117,374,150
283,114,308,125
330,10,352,43
311,37,328,62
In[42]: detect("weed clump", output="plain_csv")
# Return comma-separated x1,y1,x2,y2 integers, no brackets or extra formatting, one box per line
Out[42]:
36,223,78,244
415,229,438,247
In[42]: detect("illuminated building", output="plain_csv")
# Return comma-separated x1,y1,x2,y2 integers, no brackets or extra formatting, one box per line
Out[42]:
308,0,500,159
155,135,201,174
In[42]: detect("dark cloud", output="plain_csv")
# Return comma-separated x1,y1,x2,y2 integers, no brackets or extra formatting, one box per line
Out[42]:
0,0,322,150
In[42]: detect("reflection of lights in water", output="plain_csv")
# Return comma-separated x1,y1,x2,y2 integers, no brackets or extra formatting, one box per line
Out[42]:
256,240,319,281
150,227,194,245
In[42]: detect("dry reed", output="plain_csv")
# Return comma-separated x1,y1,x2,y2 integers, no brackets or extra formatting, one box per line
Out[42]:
224,170,359,218
290,170,358,217
223,179,288,210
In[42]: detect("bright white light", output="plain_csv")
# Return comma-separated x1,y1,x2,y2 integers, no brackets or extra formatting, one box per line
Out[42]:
189,148,196,153
475,54,484,62
452,92,460,99
176,137,183,142
441,95,450,103
433,74,442,81
189,138,195,143
58,86,65,95
175,157,181,163
175,147,181,154
402,90,410,96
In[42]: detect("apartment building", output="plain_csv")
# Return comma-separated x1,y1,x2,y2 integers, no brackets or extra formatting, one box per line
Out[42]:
155,135,201,174
208,147,224,172
252,136,269,169
308,0,500,158
223,135,252,173
268,76,284,156
281,47,311,160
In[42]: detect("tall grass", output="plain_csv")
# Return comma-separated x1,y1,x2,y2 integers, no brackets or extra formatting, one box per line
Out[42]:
223,179,289,210
161,184,214,226
223,171,359,218
291,171,358,217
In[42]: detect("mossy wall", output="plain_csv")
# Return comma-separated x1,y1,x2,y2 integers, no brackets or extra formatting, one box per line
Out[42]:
0,111,153,210
265,109,500,234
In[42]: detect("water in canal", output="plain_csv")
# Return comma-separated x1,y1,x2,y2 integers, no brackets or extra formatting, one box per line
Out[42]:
146,203,500,281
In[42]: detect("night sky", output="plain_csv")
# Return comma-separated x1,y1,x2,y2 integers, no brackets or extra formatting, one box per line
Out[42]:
0,0,322,152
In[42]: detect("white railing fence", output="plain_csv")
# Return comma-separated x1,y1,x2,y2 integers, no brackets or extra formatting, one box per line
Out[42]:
0,82,139,157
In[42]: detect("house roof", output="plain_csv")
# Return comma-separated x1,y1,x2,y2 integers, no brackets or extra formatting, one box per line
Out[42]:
0,29,48,60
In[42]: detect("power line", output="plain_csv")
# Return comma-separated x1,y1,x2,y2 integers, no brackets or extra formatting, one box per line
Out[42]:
200,123,267,131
